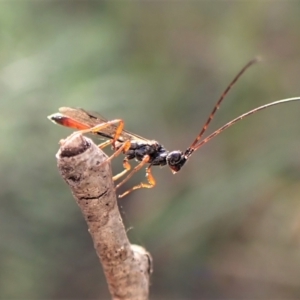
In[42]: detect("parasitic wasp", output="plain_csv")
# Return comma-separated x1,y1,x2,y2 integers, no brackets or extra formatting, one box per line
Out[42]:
48,58,300,197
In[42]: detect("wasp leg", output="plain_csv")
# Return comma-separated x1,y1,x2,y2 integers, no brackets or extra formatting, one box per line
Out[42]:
106,140,131,163
98,139,113,149
116,155,150,190
113,158,131,181
119,164,155,198
74,119,125,149
116,155,150,189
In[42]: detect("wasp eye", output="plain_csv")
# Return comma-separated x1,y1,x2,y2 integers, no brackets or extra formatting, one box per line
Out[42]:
166,151,186,173
168,152,182,165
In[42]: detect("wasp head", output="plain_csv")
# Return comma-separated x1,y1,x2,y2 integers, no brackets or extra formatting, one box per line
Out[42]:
166,151,187,173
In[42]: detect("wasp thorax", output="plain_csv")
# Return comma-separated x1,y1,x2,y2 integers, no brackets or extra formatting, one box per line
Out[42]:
166,151,187,173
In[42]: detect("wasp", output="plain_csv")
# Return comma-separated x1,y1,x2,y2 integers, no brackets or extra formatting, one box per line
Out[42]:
48,58,300,197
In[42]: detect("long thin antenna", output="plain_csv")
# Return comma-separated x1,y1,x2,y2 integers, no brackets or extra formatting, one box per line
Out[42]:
187,97,300,155
189,57,260,150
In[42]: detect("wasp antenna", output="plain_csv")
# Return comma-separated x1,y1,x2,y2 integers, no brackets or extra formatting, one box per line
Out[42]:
187,97,300,154
188,58,260,153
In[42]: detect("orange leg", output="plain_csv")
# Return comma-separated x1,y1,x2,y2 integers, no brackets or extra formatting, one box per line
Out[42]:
73,119,125,149
116,155,150,190
118,164,156,198
97,139,130,162
106,140,131,163
98,139,113,149
113,157,131,181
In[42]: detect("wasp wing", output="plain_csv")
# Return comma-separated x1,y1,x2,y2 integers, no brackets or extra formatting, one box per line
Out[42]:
58,107,149,142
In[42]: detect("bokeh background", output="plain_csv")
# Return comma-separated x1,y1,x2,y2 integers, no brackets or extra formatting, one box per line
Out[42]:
1,1,300,299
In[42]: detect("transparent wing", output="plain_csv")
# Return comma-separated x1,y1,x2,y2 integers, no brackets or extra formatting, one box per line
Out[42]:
58,107,149,142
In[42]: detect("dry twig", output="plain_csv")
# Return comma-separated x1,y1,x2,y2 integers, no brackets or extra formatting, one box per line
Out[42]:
55,133,152,300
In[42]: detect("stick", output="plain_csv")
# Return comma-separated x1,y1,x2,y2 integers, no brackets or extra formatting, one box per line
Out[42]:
55,133,152,300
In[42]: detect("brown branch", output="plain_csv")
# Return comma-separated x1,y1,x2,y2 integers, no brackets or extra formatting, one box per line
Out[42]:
55,133,152,300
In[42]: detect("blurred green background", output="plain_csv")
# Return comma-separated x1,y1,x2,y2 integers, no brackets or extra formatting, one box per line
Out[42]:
1,1,300,299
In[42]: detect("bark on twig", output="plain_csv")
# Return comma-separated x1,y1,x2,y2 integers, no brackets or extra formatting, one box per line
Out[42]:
55,133,152,300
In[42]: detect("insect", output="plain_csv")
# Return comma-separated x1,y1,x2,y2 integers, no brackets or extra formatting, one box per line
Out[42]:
48,58,300,198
